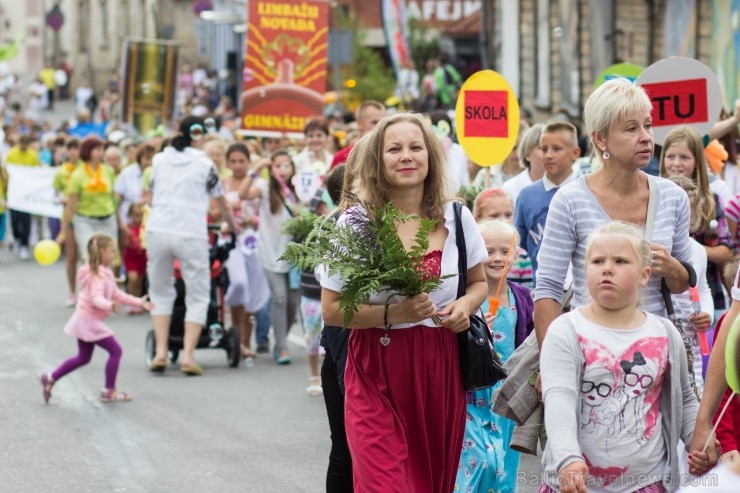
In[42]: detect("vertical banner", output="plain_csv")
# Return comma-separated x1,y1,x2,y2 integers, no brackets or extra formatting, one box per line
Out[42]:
711,0,740,106
241,0,329,137
381,0,410,79
121,39,179,135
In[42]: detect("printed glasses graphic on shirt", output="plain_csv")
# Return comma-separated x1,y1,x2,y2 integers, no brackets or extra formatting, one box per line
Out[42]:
624,373,654,389
581,381,612,398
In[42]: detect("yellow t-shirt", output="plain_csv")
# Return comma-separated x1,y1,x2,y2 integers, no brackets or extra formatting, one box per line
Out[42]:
40,68,56,89
67,164,117,217
5,146,40,166
0,171,6,214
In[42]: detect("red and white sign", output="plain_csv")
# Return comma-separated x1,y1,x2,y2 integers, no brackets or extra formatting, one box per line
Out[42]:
636,57,722,145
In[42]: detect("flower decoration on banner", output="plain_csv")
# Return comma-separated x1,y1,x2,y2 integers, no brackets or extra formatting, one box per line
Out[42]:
262,34,311,79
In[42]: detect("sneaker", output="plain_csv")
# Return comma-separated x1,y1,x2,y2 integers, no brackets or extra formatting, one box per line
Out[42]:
19,246,30,261
256,345,269,354
65,294,76,307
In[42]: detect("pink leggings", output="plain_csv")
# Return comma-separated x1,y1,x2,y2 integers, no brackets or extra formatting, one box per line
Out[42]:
51,336,122,390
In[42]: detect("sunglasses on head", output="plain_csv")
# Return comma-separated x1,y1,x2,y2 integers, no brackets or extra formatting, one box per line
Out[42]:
189,124,205,140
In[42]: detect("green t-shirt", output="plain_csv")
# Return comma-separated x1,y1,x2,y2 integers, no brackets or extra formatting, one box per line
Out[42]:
67,164,117,217
53,162,79,194
142,166,153,191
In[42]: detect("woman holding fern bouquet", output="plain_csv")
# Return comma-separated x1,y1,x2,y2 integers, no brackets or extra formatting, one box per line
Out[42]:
320,113,488,492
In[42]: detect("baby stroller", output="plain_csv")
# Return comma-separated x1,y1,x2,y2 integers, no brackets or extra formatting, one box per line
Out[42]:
145,228,241,368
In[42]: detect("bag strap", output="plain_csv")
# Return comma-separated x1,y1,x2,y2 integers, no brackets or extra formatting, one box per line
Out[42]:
453,201,467,299
645,174,657,240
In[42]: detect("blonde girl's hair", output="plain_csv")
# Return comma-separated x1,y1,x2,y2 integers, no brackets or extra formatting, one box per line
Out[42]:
473,188,513,220
87,233,117,275
477,219,520,251
584,78,653,167
667,175,702,233
355,112,450,224
338,133,371,211
518,123,545,169
585,221,652,271
659,126,715,232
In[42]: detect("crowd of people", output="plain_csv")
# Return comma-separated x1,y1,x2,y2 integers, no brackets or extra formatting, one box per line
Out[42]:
2,63,740,492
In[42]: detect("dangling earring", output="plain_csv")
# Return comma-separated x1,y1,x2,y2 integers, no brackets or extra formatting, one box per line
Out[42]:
602,148,609,160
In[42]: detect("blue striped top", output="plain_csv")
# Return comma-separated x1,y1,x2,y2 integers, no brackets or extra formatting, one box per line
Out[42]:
534,173,692,316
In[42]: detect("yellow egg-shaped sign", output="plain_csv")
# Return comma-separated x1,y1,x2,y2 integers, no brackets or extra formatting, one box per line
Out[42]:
727,315,740,394
454,70,520,167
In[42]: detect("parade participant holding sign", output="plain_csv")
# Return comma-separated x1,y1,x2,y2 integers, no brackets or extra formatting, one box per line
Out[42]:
239,150,299,365
321,113,488,493
6,134,41,260
514,121,580,279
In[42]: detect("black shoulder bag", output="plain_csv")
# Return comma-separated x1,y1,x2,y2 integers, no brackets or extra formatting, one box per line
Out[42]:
453,201,507,391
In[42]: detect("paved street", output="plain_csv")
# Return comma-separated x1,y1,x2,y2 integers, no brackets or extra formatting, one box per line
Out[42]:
0,247,332,492
0,246,543,492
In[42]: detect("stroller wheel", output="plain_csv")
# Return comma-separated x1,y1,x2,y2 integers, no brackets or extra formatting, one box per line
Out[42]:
226,327,241,368
145,330,156,368
170,349,180,364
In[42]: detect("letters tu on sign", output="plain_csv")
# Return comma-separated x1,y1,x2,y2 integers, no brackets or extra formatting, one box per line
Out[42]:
641,78,708,127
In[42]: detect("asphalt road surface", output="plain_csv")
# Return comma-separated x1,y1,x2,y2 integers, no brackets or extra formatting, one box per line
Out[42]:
0,238,541,493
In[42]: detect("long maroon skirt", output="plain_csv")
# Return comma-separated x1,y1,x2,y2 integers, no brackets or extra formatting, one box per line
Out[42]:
344,325,466,493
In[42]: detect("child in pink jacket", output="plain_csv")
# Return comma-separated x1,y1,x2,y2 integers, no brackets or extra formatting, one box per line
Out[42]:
39,233,153,404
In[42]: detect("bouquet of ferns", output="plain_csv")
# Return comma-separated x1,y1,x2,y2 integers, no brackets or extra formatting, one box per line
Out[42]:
282,209,318,243
280,203,451,327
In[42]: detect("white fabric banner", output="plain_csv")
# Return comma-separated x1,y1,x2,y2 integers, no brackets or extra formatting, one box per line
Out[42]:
6,164,63,218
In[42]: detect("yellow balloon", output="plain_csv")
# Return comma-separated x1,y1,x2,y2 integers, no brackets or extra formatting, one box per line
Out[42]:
34,240,61,266
727,316,740,394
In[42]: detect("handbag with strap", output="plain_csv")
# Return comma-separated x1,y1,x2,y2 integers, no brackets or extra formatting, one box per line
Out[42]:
453,201,507,391
644,175,701,400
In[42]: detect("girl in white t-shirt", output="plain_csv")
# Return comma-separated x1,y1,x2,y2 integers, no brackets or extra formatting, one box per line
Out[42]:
239,149,299,365
540,221,712,493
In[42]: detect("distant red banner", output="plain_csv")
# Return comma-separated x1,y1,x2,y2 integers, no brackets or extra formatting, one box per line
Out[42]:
241,0,329,136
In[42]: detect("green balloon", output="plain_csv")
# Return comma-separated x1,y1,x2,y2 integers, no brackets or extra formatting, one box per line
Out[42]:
727,316,740,393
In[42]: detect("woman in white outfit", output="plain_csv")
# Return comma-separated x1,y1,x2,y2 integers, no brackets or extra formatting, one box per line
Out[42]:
145,116,236,376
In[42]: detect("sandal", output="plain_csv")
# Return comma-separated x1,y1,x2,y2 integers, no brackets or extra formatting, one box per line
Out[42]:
99,389,132,403
149,358,167,373
240,345,256,359
306,376,323,396
180,363,203,376
39,373,54,404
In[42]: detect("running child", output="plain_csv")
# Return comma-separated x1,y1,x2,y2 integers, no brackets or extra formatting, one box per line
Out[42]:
455,219,534,492
540,221,711,493
39,233,154,404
